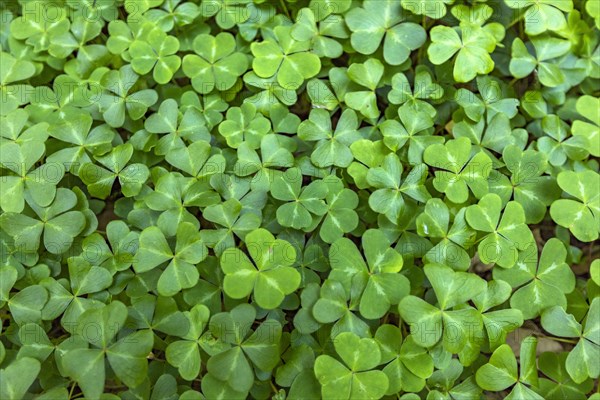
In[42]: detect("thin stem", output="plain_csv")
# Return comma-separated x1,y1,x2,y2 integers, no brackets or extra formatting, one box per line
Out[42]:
279,0,291,21
68,381,76,400
536,334,578,344
270,380,279,394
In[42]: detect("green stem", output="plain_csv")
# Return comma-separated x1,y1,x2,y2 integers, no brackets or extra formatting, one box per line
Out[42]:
536,334,578,344
279,0,291,21
68,382,76,400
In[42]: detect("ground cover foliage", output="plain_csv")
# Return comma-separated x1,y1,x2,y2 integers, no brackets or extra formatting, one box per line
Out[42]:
0,0,599,399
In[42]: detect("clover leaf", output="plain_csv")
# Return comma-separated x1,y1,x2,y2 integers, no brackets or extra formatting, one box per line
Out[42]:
0,141,64,213
375,325,433,394
388,66,444,118
416,198,476,271
541,298,600,383
251,26,321,90
271,168,328,229
493,238,574,319
234,133,294,192
201,0,252,29
61,302,154,400
475,338,543,399
182,32,248,94
424,137,492,204
466,193,534,268
504,0,573,35
145,99,210,155
330,229,409,319
99,65,158,128
0,188,85,254
218,102,271,149
221,228,300,309
291,8,348,58
46,111,115,174
79,143,149,199
572,95,600,157
367,154,430,222
134,222,207,296
314,331,389,399
346,0,426,65
166,304,210,380
537,352,595,399
550,170,600,242
312,279,370,338
0,357,41,400
537,114,590,166
319,177,359,243
428,24,500,82
510,37,571,87
489,144,560,224
201,198,261,255
298,108,361,168
129,27,181,84
472,280,524,350
205,304,282,394
399,264,486,352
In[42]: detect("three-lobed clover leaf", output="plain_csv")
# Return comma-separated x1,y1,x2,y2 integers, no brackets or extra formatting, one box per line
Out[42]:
79,143,150,199
200,0,252,29
344,59,384,119
346,0,426,65
0,140,64,213
504,0,573,35
182,32,249,94
423,137,492,204
572,95,600,157
399,263,486,353
234,133,294,192
319,177,359,243
374,325,433,394
428,24,500,82
271,168,328,230
367,154,430,222
314,331,389,400
388,66,444,118
537,114,590,166
165,304,210,380
61,302,154,400
489,144,560,224
0,188,86,254
311,279,370,338
298,108,361,168
144,98,210,155
494,238,575,319
466,193,534,268
218,102,271,149
251,26,321,90
475,337,543,400
205,304,282,395
509,37,571,87
220,228,300,309
550,170,600,242
129,27,181,84
471,280,524,351
537,352,595,399
330,229,409,319
99,65,158,128
416,198,476,271
540,298,600,384
134,222,208,296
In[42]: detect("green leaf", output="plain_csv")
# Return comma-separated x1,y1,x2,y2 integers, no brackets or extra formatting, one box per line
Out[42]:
221,229,300,309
